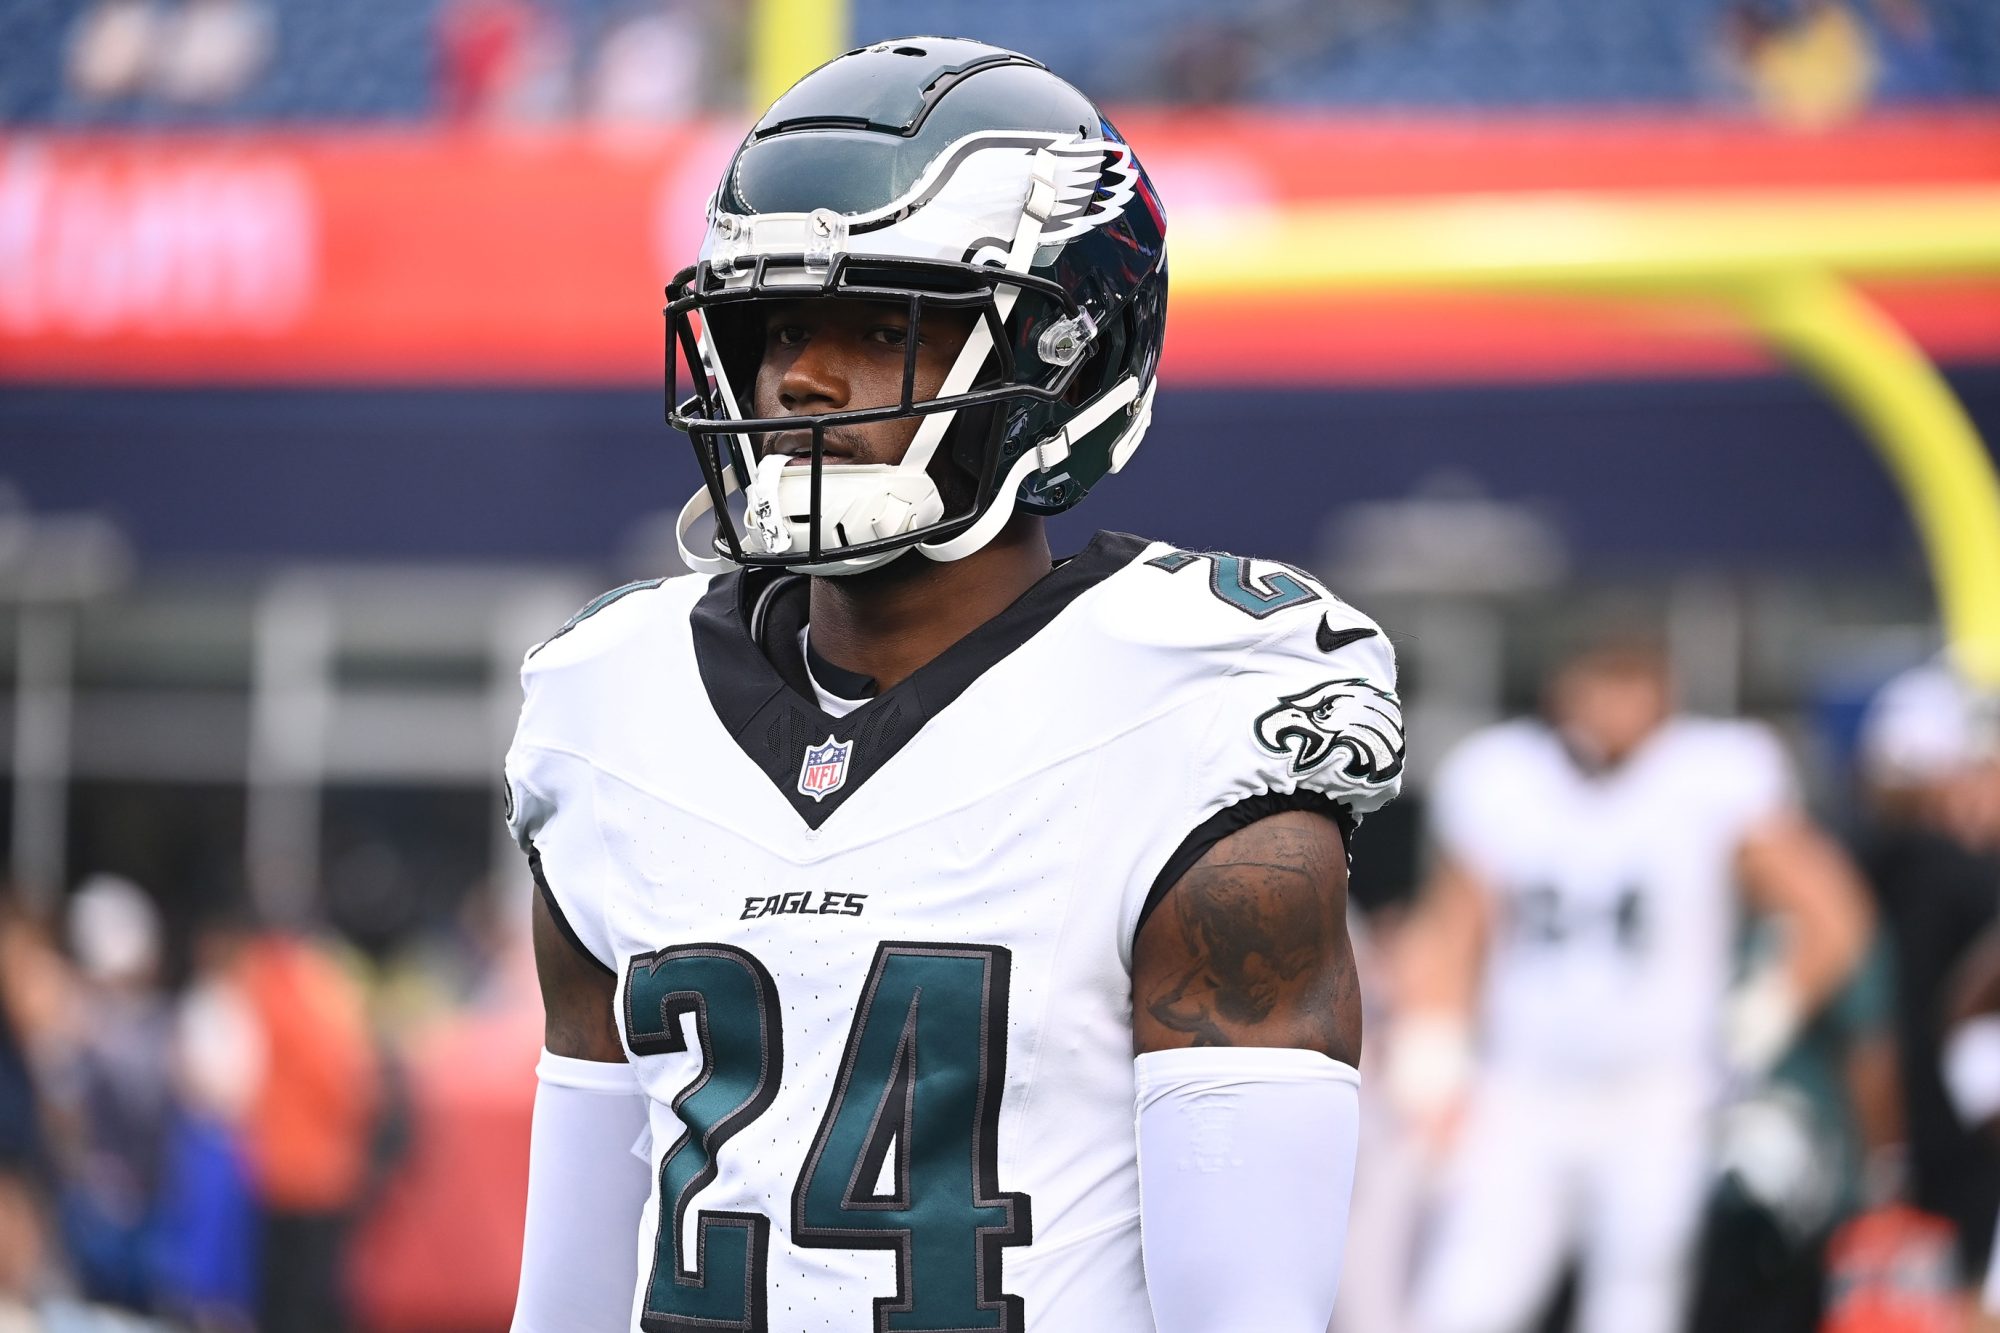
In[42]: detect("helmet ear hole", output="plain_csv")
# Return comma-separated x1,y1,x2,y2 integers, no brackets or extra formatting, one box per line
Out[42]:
1064,299,1131,407
1065,336,1113,407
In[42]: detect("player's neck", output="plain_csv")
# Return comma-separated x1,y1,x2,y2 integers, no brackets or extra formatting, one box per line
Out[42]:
806,515,1054,693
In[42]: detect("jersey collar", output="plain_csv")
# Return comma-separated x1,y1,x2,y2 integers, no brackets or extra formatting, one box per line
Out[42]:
690,531,1148,828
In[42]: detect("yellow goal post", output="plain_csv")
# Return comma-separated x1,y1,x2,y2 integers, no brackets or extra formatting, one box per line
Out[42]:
1173,187,2000,691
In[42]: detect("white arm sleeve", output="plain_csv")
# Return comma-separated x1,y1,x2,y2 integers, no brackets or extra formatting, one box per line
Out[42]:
513,1049,653,1333
1946,1016,2000,1129
1135,1047,1361,1333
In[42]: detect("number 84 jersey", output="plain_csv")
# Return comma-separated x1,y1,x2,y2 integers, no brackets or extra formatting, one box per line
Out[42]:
503,532,1403,1333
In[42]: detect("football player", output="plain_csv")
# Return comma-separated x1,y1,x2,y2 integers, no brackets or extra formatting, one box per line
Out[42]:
1394,635,1872,1333
503,37,1405,1333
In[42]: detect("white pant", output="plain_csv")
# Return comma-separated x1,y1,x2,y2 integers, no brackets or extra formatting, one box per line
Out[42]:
1413,1068,1712,1333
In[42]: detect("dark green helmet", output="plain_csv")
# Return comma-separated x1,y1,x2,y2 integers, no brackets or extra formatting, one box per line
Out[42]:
669,37,1168,576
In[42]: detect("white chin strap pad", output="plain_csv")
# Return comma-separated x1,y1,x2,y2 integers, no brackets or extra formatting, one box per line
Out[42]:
740,459,946,559
673,460,942,579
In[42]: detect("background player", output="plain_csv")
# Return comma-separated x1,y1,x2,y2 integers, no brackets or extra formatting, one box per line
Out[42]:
506,37,1405,1333
1393,634,1872,1333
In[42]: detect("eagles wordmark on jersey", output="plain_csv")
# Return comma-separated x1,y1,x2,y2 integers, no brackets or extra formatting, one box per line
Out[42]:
505,536,1402,1331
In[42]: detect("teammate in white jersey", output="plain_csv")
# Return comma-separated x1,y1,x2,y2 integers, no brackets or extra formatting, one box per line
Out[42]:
504,37,1406,1333
1395,637,1871,1333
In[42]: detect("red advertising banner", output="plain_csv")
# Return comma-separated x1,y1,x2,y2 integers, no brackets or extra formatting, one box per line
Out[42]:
3,112,1998,385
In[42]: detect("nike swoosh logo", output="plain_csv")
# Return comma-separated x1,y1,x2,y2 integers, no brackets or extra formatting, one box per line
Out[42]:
1316,620,1379,655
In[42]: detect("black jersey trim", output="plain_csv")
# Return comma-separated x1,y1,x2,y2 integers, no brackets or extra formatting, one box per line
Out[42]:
527,842,616,977
691,531,1150,829
1134,791,1356,938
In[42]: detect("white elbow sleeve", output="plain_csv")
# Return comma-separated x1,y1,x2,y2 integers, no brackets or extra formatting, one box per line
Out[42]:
513,1049,652,1333
1135,1047,1361,1333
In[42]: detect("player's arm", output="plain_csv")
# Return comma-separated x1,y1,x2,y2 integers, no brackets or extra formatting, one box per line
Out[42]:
1395,852,1489,1019
1379,851,1490,1144
513,878,650,1332
1133,809,1359,1058
534,886,624,1061
1129,809,1362,1333
1728,811,1874,1074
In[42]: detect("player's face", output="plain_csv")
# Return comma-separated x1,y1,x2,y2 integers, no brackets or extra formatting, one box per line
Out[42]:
1550,654,1671,765
750,298,978,469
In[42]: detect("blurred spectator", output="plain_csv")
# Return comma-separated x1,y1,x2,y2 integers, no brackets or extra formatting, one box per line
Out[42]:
44,876,175,1313
232,925,380,1333
1392,635,1873,1333
151,0,273,108
1716,0,1878,127
65,0,158,103
1714,0,1960,125
1859,660,2000,1288
149,919,263,1332
439,0,573,123
65,0,272,110
585,0,709,124
0,902,53,1317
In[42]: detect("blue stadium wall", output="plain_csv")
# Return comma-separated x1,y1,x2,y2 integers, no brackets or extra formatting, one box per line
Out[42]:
6,371,1997,572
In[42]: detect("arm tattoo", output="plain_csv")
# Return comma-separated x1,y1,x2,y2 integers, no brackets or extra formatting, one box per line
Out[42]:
1136,815,1359,1059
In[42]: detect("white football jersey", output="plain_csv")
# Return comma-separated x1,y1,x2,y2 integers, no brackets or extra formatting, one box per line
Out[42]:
1429,716,1792,1083
503,532,1403,1333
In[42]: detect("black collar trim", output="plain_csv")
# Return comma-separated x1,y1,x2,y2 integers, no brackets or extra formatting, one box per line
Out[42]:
691,531,1150,828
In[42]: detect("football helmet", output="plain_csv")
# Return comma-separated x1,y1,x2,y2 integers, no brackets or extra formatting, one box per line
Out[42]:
669,37,1168,576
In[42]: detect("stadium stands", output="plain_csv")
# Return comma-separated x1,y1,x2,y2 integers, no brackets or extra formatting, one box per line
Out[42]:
1,0,1995,125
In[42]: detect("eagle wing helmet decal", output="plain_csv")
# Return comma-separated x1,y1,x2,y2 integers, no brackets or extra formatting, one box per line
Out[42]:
876,132,1135,267
1033,137,1140,247
1254,679,1407,782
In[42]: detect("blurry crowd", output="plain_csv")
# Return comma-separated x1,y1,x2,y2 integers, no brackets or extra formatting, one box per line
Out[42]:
436,0,739,125
1715,0,1960,126
1143,0,1963,118
44,0,1978,128
58,0,741,124
0,884,397,1332
65,0,273,110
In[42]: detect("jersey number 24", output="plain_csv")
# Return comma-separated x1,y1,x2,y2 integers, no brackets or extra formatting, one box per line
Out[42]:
623,941,1032,1333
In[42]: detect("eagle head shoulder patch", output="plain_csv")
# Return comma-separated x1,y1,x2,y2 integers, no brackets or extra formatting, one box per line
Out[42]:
1254,679,1405,783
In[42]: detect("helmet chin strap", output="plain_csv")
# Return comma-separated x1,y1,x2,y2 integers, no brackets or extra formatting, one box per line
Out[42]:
917,371,1142,564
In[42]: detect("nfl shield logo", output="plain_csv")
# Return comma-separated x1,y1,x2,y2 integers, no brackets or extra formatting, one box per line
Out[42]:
797,735,854,802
